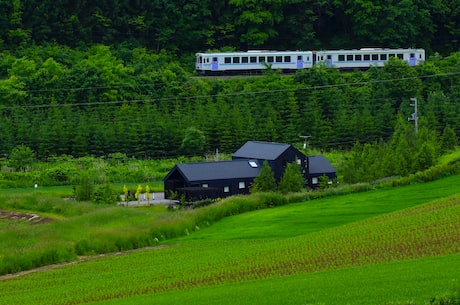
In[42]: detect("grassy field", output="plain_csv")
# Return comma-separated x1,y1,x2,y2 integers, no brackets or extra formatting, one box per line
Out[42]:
0,174,459,304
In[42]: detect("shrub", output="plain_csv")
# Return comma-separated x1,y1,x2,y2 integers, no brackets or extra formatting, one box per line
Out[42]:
92,183,119,205
74,174,94,201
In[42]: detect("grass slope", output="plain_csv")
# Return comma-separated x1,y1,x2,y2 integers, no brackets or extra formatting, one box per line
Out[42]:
174,173,460,241
1,191,459,305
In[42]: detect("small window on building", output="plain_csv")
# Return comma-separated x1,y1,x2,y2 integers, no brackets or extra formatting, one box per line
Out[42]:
248,161,258,168
202,183,208,188
224,57,231,64
296,159,301,165
239,182,245,189
224,186,230,193
312,177,318,185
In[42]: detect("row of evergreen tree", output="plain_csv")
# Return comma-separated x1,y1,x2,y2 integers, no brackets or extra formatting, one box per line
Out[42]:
1,45,459,159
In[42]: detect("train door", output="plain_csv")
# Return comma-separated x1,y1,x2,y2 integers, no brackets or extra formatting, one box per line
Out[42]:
409,53,416,66
326,55,333,67
212,57,218,71
297,55,303,69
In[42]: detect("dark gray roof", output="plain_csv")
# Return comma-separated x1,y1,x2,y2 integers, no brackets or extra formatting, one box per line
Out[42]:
232,141,292,160
308,155,336,174
171,159,262,183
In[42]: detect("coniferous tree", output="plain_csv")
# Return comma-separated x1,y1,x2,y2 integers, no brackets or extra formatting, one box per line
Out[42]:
251,161,276,193
278,161,305,194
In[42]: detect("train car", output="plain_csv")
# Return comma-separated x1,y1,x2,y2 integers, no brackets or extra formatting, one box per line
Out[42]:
196,50,314,74
315,48,425,69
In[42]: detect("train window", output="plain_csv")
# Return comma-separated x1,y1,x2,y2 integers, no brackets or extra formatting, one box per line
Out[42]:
338,55,345,62
250,56,257,63
297,55,302,60
276,56,282,62
389,54,396,58
242,57,249,63
259,56,265,62
364,54,370,61
380,54,387,60
284,56,291,62
233,57,240,64
347,55,354,61
267,56,274,63
397,54,403,59
224,57,231,64
355,54,362,61
372,54,378,60
307,56,310,61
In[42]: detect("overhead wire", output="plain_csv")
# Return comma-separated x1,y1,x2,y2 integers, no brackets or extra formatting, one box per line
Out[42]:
1,70,460,110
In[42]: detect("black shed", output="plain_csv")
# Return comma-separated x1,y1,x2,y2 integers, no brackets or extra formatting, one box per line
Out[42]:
232,141,308,182
306,155,337,188
164,159,262,201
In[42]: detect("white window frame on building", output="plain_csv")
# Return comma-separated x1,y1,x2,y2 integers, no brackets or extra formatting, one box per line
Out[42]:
238,181,246,189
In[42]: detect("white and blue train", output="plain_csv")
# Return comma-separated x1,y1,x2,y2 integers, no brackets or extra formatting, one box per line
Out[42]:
195,48,425,75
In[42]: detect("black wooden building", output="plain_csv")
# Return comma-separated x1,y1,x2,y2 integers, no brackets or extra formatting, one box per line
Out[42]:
232,141,307,182
305,155,337,188
164,141,337,201
164,159,262,201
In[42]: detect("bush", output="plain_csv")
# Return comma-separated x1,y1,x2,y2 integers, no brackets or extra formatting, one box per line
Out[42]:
92,183,118,205
74,174,94,201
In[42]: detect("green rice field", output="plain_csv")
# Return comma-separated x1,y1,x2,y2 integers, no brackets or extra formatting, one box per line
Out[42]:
1,175,460,304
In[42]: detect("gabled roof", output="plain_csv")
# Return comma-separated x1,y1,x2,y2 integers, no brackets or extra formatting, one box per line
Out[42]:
232,141,293,160
308,155,336,174
165,159,262,183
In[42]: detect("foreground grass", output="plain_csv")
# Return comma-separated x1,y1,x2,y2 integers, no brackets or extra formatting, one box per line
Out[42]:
1,194,459,305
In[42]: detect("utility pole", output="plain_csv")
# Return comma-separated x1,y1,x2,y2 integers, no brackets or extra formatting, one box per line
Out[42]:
408,97,418,134
299,135,311,150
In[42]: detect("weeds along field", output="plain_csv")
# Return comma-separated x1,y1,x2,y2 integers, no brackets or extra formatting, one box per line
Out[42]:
0,191,459,304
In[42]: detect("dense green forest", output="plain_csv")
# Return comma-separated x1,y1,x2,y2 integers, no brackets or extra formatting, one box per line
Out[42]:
1,0,459,53
0,0,459,161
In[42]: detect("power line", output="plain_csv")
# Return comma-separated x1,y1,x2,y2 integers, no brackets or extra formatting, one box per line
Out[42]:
1,70,460,110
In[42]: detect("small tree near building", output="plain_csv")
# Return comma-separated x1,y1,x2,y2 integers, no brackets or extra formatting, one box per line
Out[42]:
278,161,305,194
251,161,276,193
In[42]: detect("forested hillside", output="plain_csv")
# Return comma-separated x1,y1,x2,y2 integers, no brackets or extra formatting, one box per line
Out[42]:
0,1,459,160
1,1,459,53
